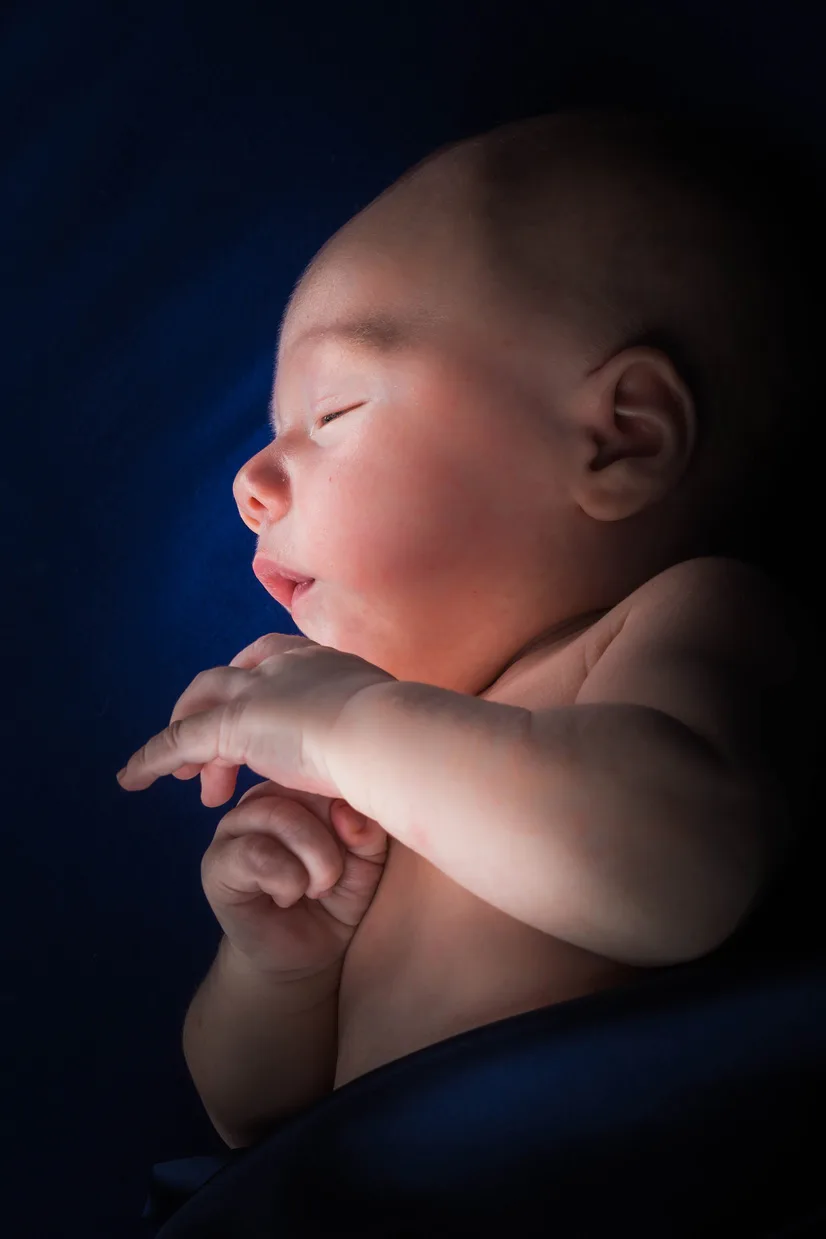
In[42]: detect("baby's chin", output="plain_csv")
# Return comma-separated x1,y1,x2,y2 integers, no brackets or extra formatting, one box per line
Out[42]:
291,587,530,695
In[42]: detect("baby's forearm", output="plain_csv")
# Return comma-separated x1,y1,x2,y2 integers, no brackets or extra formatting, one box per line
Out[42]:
330,683,775,967
182,938,341,1148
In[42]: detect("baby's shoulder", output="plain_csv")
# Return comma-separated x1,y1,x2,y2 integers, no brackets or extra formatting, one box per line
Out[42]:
628,553,782,605
623,555,806,659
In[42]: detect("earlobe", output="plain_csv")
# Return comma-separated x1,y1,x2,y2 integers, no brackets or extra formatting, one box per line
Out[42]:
574,348,697,522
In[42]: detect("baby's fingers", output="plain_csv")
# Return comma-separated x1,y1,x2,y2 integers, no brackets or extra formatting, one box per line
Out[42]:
172,760,240,808
200,758,241,807
329,801,388,862
173,763,203,780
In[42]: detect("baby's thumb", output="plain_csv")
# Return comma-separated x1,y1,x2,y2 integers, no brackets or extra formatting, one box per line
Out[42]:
330,799,387,860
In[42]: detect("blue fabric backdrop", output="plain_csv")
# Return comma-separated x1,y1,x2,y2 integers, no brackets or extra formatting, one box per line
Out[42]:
4,2,826,1236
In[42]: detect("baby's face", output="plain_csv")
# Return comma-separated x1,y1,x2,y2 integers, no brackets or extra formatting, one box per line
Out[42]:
233,237,592,696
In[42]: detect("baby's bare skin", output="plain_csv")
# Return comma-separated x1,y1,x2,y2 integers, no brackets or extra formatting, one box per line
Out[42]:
334,556,801,1090
334,593,638,1088
226,122,806,1098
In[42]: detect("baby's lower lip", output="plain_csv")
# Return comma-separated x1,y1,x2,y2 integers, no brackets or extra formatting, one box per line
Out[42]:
291,579,315,608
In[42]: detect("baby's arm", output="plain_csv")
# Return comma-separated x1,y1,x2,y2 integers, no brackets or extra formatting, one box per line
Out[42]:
330,558,797,967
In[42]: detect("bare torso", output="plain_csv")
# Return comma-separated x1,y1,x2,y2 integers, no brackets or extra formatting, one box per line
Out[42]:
334,599,654,1090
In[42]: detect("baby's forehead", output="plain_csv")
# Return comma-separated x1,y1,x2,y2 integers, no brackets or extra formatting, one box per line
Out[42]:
279,257,483,364
279,153,618,369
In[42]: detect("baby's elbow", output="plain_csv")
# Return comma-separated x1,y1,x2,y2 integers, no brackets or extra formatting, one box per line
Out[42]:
669,783,791,965
609,806,785,969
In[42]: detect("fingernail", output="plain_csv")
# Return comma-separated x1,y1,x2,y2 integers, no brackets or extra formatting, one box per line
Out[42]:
116,768,127,782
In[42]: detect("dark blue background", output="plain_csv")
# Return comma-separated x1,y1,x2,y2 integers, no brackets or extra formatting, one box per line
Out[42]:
4,3,825,1235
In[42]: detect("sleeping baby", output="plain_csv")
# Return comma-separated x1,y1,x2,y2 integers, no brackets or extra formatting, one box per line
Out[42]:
117,106,817,1148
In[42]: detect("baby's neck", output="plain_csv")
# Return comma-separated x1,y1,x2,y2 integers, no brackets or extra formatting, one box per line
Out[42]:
478,607,612,696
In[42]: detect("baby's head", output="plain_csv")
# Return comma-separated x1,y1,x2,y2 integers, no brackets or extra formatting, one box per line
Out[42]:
234,107,825,694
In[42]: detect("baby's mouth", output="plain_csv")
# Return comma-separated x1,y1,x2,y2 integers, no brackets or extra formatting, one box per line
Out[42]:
289,579,315,610
252,556,315,609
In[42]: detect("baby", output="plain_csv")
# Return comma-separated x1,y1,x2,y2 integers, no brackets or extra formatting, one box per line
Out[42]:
121,107,819,1148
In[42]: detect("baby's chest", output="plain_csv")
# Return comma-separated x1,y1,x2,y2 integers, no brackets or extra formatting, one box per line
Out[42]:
334,828,636,1089
334,629,636,1089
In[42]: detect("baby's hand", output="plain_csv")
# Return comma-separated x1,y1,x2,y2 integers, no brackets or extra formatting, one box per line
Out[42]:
117,633,396,807
169,635,319,800
201,777,389,977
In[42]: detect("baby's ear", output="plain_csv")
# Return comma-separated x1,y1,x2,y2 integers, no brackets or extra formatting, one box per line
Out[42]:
571,347,697,522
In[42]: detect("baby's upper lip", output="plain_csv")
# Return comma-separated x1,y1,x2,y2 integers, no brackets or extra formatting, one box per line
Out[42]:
252,555,314,609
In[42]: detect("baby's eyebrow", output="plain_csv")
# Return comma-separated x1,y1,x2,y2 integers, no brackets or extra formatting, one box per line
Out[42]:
282,312,420,355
